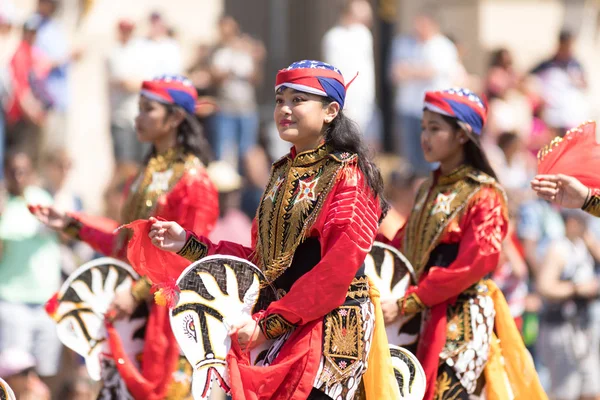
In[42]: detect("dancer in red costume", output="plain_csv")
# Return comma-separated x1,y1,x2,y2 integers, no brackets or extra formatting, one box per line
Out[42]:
31,75,219,400
380,88,546,400
131,60,398,400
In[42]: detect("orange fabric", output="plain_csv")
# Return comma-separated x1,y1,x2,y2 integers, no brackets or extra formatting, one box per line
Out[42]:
485,280,548,400
362,280,401,399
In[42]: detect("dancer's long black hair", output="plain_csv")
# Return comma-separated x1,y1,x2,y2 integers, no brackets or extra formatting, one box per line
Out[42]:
441,115,498,180
144,103,213,166
321,98,389,217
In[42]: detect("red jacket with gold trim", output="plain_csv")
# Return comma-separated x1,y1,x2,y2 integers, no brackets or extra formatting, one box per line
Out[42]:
385,165,509,400
151,144,381,400
67,151,219,400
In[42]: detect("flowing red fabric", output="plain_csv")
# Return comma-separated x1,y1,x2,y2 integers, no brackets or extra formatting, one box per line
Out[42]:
121,219,191,307
105,304,180,400
227,320,322,400
416,304,448,400
537,121,600,187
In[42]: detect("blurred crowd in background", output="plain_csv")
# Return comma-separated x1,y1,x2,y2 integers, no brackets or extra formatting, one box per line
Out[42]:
0,0,599,399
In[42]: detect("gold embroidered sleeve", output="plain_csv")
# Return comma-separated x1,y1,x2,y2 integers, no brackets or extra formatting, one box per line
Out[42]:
176,234,208,262
131,276,152,302
258,313,295,340
62,217,83,239
397,292,425,315
582,188,600,218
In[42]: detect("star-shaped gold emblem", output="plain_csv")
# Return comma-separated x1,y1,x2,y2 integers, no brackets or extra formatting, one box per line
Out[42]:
431,191,457,216
148,169,174,193
266,176,284,202
295,176,320,204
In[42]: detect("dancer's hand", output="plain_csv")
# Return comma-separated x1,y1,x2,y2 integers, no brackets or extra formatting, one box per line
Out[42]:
531,174,589,208
229,317,267,351
381,297,400,324
28,204,70,230
148,217,187,252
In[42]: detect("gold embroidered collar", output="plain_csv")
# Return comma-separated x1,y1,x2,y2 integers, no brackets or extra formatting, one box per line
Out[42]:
255,144,353,286
403,165,493,278
121,147,192,223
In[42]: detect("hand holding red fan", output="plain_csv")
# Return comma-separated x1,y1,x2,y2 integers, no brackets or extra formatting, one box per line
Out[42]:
532,121,600,208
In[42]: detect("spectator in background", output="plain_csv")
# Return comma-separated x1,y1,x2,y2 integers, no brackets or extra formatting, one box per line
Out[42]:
389,8,458,175
0,151,62,390
495,131,537,197
187,43,220,152
42,149,93,276
211,15,265,172
531,30,589,133
322,0,377,144
206,160,252,247
5,14,52,167
536,210,600,400
0,348,51,400
0,0,18,182
486,48,519,100
484,48,532,141
34,0,80,150
379,159,422,239
142,11,182,76
517,196,565,276
107,19,151,169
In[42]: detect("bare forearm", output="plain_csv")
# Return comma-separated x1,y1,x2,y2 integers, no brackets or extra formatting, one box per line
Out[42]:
537,281,575,300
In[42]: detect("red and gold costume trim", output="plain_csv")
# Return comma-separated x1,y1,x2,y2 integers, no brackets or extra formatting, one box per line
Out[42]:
387,165,514,400
254,144,356,286
65,147,219,400
63,217,83,239
583,188,600,217
401,165,507,279
259,313,295,340
397,292,425,315
177,235,208,262
123,144,400,399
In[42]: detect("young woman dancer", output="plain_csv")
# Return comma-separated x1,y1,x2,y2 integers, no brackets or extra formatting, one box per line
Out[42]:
141,60,397,400
31,75,219,399
380,88,546,400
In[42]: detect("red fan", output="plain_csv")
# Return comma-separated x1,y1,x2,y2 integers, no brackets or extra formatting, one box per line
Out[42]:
537,121,600,188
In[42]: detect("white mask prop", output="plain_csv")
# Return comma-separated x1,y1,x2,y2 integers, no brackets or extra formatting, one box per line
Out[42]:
171,255,275,400
46,257,147,387
364,242,421,350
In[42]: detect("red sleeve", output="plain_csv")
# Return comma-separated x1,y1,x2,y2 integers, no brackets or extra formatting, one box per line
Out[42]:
264,167,381,325
162,169,219,236
70,212,123,258
414,187,508,306
10,45,32,98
